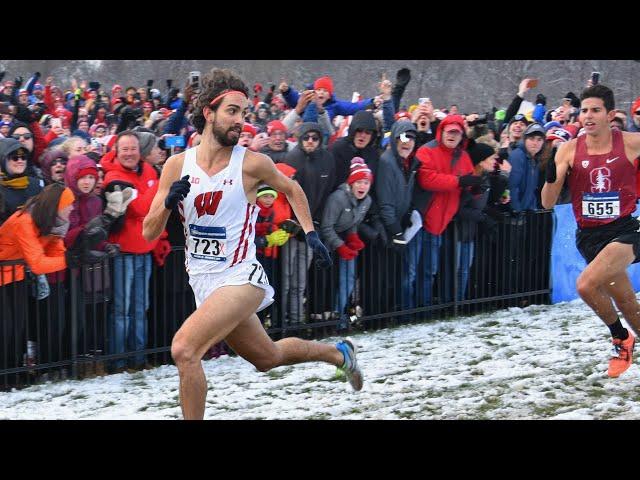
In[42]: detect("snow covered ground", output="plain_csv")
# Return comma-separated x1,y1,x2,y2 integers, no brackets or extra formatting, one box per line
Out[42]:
3,297,640,420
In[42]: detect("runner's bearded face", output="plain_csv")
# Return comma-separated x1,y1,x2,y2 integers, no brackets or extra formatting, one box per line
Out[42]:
209,94,248,147
580,98,615,136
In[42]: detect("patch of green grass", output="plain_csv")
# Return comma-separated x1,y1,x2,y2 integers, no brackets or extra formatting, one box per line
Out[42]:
70,394,88,400
467,354,493,366
480,320,500,328
103,401,117,407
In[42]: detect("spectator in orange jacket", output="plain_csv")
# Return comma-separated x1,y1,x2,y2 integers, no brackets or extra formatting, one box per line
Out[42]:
0,184,79,370
102,130,159,372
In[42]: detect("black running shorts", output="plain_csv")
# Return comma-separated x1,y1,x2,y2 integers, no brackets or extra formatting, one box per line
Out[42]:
575,215,640,265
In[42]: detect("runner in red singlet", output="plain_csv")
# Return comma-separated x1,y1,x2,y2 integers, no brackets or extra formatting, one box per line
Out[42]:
542,84,640,378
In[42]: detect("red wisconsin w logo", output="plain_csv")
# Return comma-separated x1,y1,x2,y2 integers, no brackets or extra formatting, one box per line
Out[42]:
194,191,223,218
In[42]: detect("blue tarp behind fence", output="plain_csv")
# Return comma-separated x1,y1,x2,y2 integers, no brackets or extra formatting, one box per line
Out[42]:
551,203,640,303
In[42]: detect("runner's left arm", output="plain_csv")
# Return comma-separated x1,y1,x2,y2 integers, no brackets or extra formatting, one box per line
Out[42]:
541,140,572,209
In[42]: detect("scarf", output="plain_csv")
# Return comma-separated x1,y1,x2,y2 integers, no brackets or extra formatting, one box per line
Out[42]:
0,172,29,189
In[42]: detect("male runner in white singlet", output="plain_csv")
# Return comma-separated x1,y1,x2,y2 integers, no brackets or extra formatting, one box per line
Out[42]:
143,68,362,420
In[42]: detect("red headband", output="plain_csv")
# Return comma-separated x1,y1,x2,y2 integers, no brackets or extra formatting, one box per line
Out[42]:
208,90,248,108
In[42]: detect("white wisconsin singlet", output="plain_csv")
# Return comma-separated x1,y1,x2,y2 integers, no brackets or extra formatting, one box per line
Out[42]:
178,145,258,276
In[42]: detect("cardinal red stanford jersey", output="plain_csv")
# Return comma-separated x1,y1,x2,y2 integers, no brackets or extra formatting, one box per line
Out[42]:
178,145,258,275
568,128,637,229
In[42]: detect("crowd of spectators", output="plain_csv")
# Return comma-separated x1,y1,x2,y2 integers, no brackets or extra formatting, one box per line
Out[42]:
0,66,634,375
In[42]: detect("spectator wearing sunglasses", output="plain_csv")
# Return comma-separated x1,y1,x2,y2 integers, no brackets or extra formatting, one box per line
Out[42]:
8,120,49,172
282,122,336,325
0,138,44,224
39,149,68,186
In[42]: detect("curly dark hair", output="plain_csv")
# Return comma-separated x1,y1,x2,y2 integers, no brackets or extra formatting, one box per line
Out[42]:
192,68,249,134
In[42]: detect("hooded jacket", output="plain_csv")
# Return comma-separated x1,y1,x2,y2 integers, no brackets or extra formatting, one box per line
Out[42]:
0,138,44,224
320,183,372,250
40,148,69,185
103,158,159,254
330,111,381,190
507,140,541,212
284,122,336,222
63,155,104,249
375,120,420,236
416,115,474,236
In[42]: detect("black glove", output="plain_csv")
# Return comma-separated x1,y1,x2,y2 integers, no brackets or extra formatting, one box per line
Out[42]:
14,76,23,89
89,81,100,90
166,79,173,88
65,250,81,269
34,72,41,80
81,250,108,265
104,243,120,257
13,104,34,123
459,174,482,188
392,232,408,246
305,231,332,269
0,71,5,83
535,93,546,106
82,216,108,249
165,175,191,210
147,80,154,88
396,68,411,87
545,157,557,183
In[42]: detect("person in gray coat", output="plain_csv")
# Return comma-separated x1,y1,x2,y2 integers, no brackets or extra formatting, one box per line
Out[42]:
321,157,373,328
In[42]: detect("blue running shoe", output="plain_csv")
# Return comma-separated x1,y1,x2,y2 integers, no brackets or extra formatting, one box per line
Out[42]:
336,337,363,391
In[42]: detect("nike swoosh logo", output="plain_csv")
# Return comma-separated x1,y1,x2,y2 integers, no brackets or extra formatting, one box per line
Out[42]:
606,157,619,164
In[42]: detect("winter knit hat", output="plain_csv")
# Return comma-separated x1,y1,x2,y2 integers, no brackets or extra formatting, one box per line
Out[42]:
136,131,157,157
242,123,257,137
256,184,278,199
468,142,496,166
313,76,334,96
76,165,98,180
267,120,287,136
347,157,373,185
546,128,572,143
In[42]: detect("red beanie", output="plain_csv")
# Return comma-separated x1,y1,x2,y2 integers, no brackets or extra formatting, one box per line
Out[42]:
267,120,287,136
314,76,334,96
76,165,98,180
347,157,373,185
631,97,640,116
242,123,257,137
395,111,411,122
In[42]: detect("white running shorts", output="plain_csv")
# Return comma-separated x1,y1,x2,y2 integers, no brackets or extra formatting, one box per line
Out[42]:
188,260,275,312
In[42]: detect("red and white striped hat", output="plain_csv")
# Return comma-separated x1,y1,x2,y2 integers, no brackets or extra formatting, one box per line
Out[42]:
348,157,373,185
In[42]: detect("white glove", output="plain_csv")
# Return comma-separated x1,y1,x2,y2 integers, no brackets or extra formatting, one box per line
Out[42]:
104,185,136,218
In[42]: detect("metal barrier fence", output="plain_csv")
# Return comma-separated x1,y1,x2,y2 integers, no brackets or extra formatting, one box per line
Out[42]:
0,210,553,390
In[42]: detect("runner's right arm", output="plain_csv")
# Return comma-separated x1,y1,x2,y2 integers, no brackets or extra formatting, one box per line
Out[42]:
142,153,184,241
541,140,572,209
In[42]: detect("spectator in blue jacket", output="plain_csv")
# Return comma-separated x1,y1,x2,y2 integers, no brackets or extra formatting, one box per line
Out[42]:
507,122,545,212
280,76,375,124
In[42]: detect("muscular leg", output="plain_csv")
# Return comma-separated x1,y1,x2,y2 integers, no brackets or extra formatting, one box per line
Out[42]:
602,271,640,336
171,284,264,420
224,313,344,372
576,242,637,331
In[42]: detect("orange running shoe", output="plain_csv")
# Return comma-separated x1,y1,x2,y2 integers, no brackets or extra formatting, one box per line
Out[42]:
608,334,636,378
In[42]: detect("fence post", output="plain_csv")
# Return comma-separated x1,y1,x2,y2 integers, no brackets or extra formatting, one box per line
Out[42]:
70,266,78,380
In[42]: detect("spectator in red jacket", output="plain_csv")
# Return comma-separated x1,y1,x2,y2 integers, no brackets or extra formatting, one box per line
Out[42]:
103,130,160,372
414,114,481,306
